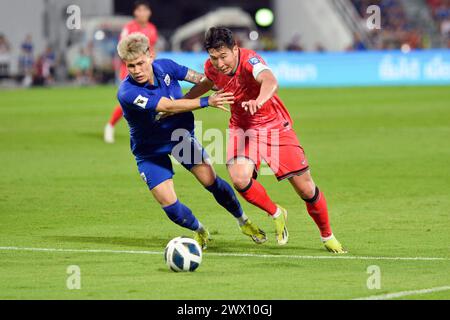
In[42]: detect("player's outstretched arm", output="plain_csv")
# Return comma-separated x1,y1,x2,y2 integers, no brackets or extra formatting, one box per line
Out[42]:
242,70,279,115
183,69,215,99
256,69,279,104
155,91,233,113
184,69,206,84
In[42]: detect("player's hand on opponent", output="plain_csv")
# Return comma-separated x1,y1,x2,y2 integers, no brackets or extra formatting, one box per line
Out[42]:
241,100,263,115
208,90,234,112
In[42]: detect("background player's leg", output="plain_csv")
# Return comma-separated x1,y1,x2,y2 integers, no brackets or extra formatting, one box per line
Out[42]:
151,179,205,233
105,63,127,144
104,106,123,144
228,158,278,216
288,171,332,239
109,105,123,126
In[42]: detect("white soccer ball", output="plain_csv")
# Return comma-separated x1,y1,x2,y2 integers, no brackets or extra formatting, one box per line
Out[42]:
164,236,202,272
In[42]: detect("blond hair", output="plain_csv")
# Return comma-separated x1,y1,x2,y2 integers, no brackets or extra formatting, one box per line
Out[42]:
117,33,150,61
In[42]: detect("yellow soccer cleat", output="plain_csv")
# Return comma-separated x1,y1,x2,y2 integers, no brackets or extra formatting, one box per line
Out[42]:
240,219,267,244
273,205,289,245
323,236,347,254
193,229,211,250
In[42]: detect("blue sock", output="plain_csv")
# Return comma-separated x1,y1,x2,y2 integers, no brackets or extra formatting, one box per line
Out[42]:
206,176,244,219
163,200,200,231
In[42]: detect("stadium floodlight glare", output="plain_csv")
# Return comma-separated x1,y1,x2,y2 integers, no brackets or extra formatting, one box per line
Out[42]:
249,30,259,41
94,30,105,41
255,8,274,27
401,44,411,54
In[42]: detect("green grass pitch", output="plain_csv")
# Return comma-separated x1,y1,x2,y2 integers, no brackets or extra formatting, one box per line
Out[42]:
0,85,449,300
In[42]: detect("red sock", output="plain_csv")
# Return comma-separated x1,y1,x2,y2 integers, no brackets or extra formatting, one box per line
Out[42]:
238,179,278,216
108,105,123,126
305,187,332,238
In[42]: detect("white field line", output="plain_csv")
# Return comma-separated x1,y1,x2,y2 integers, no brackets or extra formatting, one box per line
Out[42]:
0,246,449,262
353,286,450,300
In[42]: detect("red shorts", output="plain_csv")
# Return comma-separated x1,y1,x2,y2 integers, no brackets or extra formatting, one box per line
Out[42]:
227,127,309,181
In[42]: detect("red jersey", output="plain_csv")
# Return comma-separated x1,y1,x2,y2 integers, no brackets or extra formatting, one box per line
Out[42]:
119,20,158,80
204,48,292,130
120,20,158,44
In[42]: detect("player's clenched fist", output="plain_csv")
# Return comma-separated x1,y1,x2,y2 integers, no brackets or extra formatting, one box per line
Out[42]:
208,90,234,112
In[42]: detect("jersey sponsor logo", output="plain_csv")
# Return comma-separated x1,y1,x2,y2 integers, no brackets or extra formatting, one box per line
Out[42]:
249,57,261,66
133,95,148,108
164,74,171,86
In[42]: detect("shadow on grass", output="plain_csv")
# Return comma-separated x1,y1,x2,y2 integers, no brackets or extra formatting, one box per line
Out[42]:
44,235,167,249
44,235,318,255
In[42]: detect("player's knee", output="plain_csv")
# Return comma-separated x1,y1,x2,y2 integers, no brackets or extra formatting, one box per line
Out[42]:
192,163,216,188
293,180,315,199
228,164,254,191
299,186,315,200
231,176,251,191
296,181,316,200
200,174,217,188
154,193,177,207
290,174,315,199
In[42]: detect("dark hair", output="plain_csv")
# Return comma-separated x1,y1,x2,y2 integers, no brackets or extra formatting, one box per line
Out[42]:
133,1,151,11
204,27,236,51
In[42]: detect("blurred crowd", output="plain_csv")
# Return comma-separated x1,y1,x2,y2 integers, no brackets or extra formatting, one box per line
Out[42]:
427,0,450,46
0,33,11,78
350,0,425,50
0,33,59,87
0,32,105,87
349,0,450,50
1,1,449,87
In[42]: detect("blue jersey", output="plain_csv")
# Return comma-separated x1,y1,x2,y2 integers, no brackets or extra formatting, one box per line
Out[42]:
117,59,194,160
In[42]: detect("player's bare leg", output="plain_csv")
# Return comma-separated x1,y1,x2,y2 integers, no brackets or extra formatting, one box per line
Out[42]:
190,161,267,244
228,157,288,245
190,162,216,187
150,179,210,249
288,171,347,253
150,179,177,206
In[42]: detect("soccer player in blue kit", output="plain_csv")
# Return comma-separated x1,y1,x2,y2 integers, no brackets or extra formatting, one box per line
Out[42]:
116,33,267,249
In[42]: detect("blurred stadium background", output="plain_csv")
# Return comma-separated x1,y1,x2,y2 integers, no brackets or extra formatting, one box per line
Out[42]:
0,0,449,87
1,0,449,300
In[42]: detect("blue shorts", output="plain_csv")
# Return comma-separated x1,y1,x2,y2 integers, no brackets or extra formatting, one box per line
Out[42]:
137,134,209,190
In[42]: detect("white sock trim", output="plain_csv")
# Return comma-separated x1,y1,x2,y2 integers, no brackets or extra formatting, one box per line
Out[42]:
237,213,248,226
272,207,281,219
321,234,334,242
196,223,205,233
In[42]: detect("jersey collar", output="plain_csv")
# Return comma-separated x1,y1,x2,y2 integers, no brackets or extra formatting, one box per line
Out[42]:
229,48,241,77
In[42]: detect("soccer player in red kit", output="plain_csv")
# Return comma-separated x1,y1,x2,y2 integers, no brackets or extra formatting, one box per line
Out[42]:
186,27,346,253
104,1,158,143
